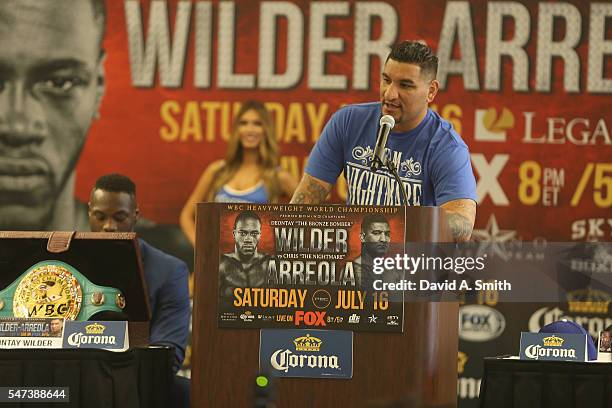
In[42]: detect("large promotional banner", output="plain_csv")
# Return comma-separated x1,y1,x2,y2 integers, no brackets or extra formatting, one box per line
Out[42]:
74,0,610,240
2,0,609,404
1,0,606,259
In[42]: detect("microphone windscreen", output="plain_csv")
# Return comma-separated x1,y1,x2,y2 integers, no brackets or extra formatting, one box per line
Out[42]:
379,115,395,128
539,319,597,360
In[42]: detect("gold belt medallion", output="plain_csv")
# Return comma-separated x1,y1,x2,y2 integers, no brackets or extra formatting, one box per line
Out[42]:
13,264,83,320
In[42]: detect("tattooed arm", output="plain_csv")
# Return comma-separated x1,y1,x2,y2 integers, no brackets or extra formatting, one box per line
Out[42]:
440,199,476,242
290,174,333,204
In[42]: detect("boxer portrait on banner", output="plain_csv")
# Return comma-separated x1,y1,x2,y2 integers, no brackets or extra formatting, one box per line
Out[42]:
353,214,392,288
291,41,477,242
219,210,270,298
0,0,191,266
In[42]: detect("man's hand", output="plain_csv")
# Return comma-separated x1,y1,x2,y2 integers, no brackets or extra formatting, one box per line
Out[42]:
290,174,333,204
440,199,476,242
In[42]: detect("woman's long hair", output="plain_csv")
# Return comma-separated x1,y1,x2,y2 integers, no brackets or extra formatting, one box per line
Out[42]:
208,100,281,202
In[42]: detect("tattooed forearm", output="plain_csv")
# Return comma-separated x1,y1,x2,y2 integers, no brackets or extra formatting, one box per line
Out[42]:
290,175,332,204
447,213,474,242
440,199,477,243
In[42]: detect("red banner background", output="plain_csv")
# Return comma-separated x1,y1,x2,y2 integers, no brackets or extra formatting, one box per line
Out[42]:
73,0,610,244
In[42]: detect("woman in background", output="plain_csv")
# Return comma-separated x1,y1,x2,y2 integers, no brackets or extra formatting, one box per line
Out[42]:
180,100,297,246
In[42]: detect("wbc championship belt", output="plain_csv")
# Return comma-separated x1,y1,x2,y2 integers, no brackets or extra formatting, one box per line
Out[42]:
0,261,126,321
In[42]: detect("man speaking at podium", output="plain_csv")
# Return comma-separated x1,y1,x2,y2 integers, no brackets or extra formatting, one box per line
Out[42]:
291,41,477,242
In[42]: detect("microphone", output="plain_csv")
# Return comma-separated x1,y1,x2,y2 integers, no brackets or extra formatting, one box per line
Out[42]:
371,115,395,171
253,372,276,408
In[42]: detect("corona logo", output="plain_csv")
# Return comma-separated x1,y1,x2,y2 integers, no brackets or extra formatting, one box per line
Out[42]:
524,344,576,360
240,311,255,322
67,331,117,348
543,335,564,347
567,289,611,314
85,323,106,335
457,377,481,400
293,334,322,352
528,306,612,339
270,350,340,373
457,352,468,374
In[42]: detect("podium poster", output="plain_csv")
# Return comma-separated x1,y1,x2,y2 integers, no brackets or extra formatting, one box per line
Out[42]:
216,203,405,332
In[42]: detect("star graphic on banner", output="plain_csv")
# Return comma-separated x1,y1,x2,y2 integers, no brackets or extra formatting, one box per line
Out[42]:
368,315,378,323
472,214,517,260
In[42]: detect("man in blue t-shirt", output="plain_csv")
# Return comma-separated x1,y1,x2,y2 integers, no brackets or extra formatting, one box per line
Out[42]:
291,41,477,242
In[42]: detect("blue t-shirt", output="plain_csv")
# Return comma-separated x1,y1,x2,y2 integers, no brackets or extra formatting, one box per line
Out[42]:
305,103,477,206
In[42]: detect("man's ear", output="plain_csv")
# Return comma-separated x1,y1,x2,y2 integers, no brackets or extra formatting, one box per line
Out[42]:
427,79,439,103
134,207,140,224
359,232,365,243
93,51,106,120
87,201,92,216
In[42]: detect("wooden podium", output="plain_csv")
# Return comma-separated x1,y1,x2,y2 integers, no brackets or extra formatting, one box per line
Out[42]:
191,204,458,407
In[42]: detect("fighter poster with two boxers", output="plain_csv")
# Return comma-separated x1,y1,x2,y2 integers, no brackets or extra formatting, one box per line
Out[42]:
216,204,405,333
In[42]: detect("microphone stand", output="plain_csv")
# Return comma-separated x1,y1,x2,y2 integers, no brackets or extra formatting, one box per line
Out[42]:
383,157,409,305
383,158,448,302
383,157,408,207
